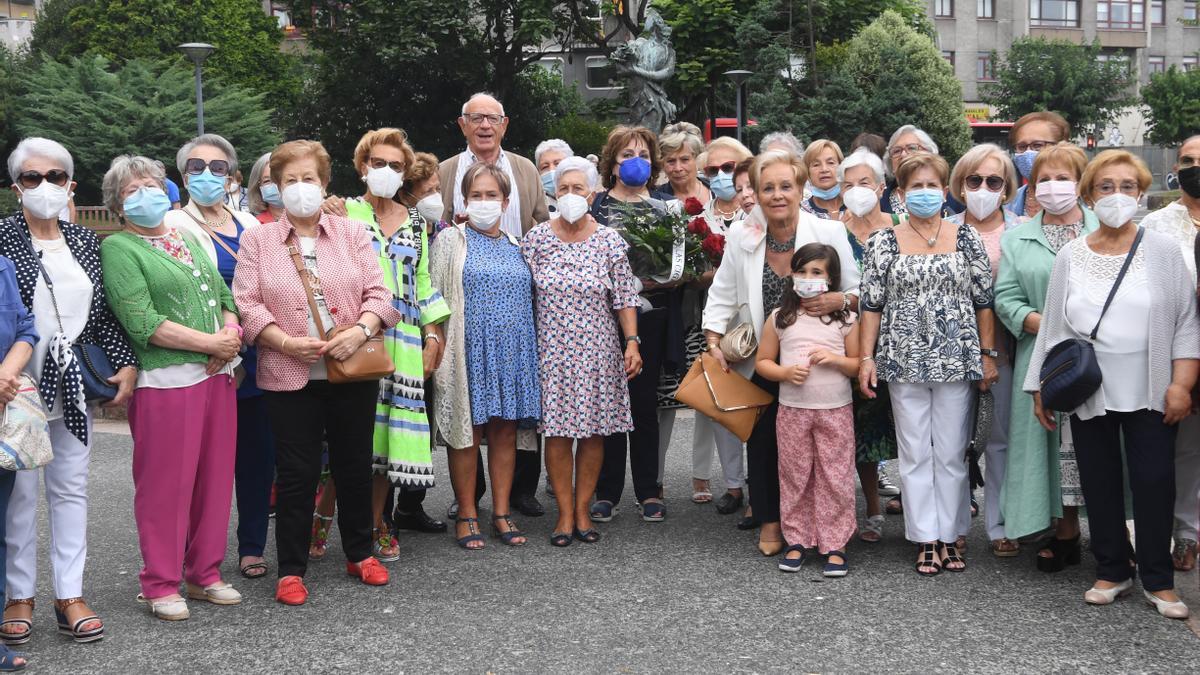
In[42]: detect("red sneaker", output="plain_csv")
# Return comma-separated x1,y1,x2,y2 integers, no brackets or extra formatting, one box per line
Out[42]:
275,575,308,605
346,557,389,586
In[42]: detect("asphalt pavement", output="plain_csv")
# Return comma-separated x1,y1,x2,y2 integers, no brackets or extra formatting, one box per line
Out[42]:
14,413,1200,672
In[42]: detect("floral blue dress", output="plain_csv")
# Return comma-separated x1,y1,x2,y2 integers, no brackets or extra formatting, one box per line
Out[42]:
463,227,541,428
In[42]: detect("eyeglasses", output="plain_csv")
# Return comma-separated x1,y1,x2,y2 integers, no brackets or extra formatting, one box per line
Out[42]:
1095,181,1140,196
1014,140,1054,154
703,161,737,179
462,113,505,126
965,174,1006,192
1180,156,1200,168
889,144,924,158
368,157,405,173
184,158,230,177
16,170,70,189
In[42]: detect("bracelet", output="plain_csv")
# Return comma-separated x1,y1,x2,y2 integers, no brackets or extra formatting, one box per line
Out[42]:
423,333,441,345
224,322,243,340
860,355,874,362
281,336,289,352
841,293,851,312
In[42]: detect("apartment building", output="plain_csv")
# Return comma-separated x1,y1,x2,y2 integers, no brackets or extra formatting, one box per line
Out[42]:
0,0,37,51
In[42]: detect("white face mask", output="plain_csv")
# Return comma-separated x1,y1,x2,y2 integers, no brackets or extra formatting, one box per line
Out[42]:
364,166,403,199
416,194,444,224
281,182,324,218
1093,193,1139,229
965,188,1002,221
19,181,71,221
466,200,504,230
792,277,828,298
842,186,878,217
557,193,590,224
228,182,240,194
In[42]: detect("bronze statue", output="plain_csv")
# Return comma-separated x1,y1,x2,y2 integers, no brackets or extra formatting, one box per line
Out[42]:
612,9,678,133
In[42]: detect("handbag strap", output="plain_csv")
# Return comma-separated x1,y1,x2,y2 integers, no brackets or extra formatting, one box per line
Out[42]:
287,233,330,338
182,207,239,261
20,228,66,335
1088,226,1145,341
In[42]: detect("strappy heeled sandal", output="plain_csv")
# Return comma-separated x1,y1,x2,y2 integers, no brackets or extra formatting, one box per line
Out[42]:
455,517,485,550
939,541,967,572
0,600,33,646
372,524,401,562
310,512,333,559
492,514,527,546
53,598,103,644
915,543,941,576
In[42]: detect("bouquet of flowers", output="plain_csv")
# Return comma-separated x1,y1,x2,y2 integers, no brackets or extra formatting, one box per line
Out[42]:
682,197,726,268
611,197,711,282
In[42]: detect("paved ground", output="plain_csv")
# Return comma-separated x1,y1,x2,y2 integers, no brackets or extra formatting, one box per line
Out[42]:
15,413,1200,672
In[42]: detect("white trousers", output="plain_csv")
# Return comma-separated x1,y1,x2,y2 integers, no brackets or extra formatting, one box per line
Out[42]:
891,381,973,544
1174,415,1200,541
657,410,745,489
983,362,1012,540
5,417,90,599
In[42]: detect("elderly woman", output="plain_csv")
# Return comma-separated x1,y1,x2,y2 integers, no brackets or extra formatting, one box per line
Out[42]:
1143,135,1200,572
400,152,450,242
0,138,136,646
734,158,756,214
246,153,285,224
703,150,861,554
802,140,845,218
946,143,1021,557
523,155,641,545
698,138,754,232
659,122,709,204
535,139,574,210
1025,151,1200,620
759,131,805,157
880,125,963,216
1006,111,1071,219
859,153,998,576
232,140,402,606
99,156,242,620
994,142,1094,572
164,135,275,581
430,162,539,549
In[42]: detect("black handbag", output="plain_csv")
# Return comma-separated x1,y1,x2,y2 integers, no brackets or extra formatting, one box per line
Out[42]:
1038,227,1144,413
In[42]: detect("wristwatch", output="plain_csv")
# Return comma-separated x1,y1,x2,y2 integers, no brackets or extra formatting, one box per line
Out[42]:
981,348,999,358
625,335,642,345
356,322,373,339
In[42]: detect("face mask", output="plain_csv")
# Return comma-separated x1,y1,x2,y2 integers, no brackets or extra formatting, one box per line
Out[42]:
618,156,651,187
260,183,284,207
904,188,944,218
1179,166,1200,199
466,200,504,230
228,182,240,194
1013,150,1038,180
364,166,403,199
557,193,590,223
842,186,878,217
710,171,736,201
540,171,557,197
1093,193,1139,229
965,188,1002,221
122,187,172,228
416,194,444,223
281,182,324,218
186,170,228,207
793,277,828,298
19,181,71,221
809,183,842,201
1034,180,1078,215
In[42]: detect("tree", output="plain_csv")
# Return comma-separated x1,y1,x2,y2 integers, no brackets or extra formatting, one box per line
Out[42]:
652,0,748,119
1142,66,1200,147
9,56,280,204
983,37,1136,135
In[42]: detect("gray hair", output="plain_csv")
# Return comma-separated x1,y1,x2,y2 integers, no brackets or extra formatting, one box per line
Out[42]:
837,148,885,185
659,122,704,157
534,139,574,167
176,133,239,176
461,92,505,117
246,152,272,215
554,156,600,191
887,125,938,155
102,155,166,216
759,131,804,156
7,137,74,183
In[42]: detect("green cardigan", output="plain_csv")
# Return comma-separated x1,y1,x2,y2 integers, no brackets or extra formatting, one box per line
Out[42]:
100,229,237,372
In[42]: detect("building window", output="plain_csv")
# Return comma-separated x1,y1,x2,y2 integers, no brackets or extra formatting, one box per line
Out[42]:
537,57,565,82
935,0,955,17
942,50,956,66
978,0,995,18
585,56,622,90
1188,2,1199,21
977,52,996,80
1185,56,1199,71
1097,1,1145,30
1148,55,1166,74
1031,0,1080,27
1151,0,1165,25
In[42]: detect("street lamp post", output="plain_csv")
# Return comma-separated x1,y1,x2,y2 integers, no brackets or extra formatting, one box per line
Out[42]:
178,43,216,136
723,70,753,144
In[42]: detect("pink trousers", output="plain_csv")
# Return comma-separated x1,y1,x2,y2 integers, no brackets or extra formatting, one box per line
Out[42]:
128,375,236,598
776,404,857,553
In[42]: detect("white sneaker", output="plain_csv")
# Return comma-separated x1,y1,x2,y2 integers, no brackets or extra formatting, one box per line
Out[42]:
1144,590,1190,619
877,469,900,497
1083,578,1133,605
186,581,243,605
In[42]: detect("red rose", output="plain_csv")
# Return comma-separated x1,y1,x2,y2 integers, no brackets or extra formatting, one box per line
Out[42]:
687,216,711,238
683,196,704,216
702,232,725,264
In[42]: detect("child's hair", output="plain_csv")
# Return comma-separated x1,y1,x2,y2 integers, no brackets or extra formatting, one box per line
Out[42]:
776,243,850,329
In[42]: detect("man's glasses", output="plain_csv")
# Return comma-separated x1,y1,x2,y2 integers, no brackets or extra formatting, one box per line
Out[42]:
462,113,505,126
184,158,231,176
17,170,70,189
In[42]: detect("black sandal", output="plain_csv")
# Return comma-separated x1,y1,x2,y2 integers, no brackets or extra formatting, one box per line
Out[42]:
1036,534,1081,573
549,532,573,547
915,543,941,576
491,514,526,547
455,517,485,550
240,560,269,579
939,541,966,572
573,528,601,543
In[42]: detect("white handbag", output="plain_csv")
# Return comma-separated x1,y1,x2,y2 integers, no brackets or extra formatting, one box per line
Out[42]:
718,304,757,363
0,374,54,471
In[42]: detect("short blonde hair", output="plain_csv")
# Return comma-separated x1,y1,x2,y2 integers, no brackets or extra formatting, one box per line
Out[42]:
270,140,331,186
802,139,844,170
659,122,703,158
894,153,949,190
102,155,166,216
460,161,512,200
949,143,1018,203
750,150,807,193
1030,142,1088,184
353,128,416,176
1079,150,1153,205
705,136,752,163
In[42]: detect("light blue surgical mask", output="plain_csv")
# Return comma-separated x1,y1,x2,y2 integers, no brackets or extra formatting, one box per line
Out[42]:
540,171,556,197
1013,150,1038,181
709,171,736,201
260,183,284,207
809,183,842,200
186,169,227,207
122,187,172,227
904,188,944,218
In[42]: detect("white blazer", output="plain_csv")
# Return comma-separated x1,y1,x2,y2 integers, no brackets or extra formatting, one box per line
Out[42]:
702,207,860,376
165,202,261,266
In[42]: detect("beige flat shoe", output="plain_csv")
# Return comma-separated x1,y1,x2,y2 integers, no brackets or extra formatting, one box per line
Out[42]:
186,581,242,605
137,594,190,621
1083,579,1133,605
1144,590,1190,619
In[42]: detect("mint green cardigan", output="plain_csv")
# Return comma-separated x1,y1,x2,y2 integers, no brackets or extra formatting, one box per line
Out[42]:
100,229,237,372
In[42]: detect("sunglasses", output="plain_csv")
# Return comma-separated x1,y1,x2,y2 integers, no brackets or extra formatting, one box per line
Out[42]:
184,158,230,177
703,161,737,179
965,174,1006,192
17,170,70,189
368,158,405,173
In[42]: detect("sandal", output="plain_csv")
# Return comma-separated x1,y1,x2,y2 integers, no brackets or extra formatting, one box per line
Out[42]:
0,645,25,672
492,514,527,546
0,600,32,646
640,500,666,522
939,541,966,572
915,543,941,576
991,538,1020,558
691,479,713,504
372,525,401,562
1173,537,1197,572
550,532,573,547
53,598,103,644
455,517,485,550
1036,534,1081,573
239,558,269,579
859,514,884,543
590,500,617,522
309,512,333,559
573,528,601,543
885,495,903,515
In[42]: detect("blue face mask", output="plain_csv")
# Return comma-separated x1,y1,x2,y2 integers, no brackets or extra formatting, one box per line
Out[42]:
260,183,284,207
618,156,651,187
540,171,556,197
710,171,736,201
809,183,842,200
904,188,944,218
123,187,172,227
1013,150,1038,180
186,169,227,207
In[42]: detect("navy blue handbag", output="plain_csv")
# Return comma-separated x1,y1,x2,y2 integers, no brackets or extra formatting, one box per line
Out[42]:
1039,227,1143,413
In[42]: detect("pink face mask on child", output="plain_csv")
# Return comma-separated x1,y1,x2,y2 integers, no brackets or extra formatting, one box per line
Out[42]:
792,277,828,298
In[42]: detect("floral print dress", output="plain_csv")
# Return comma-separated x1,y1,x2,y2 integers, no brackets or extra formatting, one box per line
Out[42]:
847,226,899,464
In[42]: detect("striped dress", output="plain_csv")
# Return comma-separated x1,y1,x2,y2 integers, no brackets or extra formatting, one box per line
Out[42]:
347,200,450,487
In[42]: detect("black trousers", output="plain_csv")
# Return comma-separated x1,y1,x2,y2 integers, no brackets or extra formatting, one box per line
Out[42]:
265,379,377,578
1070,409,1177,591
598,308,667,504
235,395,275,557
746,374,781,523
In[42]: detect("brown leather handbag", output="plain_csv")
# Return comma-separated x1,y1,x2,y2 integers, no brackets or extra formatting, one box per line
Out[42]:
673,353,774,442
288,237,393,384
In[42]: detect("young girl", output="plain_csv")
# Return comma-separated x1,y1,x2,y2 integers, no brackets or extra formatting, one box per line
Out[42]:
756,243,861,577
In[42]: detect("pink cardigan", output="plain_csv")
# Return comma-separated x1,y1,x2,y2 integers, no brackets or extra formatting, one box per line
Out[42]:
232,212,402,392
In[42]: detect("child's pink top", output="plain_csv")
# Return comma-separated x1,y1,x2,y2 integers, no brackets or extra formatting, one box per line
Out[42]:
773,309,855,409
